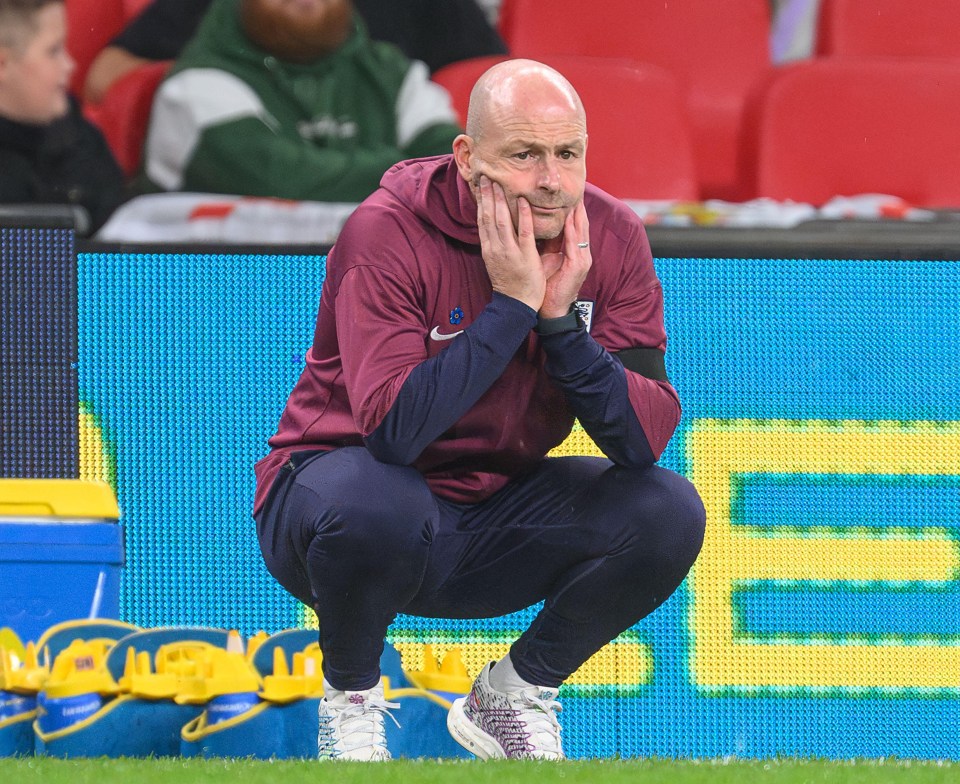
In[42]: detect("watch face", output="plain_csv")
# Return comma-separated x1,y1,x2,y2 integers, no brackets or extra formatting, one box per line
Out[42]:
573,299,594,332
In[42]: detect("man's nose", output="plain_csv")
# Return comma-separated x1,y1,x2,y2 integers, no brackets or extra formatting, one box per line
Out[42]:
537,158,561,191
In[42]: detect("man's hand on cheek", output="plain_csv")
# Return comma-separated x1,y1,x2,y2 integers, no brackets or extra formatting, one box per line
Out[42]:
477,176,546,312
539,201,592,319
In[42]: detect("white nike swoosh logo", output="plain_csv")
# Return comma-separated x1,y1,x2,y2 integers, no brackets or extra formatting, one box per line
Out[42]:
430,326,464,341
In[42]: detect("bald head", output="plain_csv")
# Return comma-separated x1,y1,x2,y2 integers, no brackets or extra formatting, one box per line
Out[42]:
452,59,589,244
465,59,586,141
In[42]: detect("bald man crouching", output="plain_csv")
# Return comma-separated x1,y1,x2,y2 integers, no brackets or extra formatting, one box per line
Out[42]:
254,59,705,761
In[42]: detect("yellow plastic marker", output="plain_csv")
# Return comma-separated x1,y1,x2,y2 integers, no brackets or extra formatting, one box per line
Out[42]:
259,645,325,703
406,645,473,694
174,647,262,705
2,640,50,694
43,639,119,698
0,628,25,662
116,647,178,699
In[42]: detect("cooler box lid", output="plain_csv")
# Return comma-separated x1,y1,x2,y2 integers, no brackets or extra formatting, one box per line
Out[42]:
0,479,119,521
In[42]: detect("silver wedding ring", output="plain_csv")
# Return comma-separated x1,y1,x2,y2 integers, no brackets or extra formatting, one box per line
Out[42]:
577,241,590,248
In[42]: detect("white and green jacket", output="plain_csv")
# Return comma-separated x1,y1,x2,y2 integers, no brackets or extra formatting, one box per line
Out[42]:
143,0,461,202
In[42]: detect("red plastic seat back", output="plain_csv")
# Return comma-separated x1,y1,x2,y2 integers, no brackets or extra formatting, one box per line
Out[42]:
85,60,171,177
817,0,960,57
497,0,771,200
65,0,127,97
743,59,960,208
122,0,153,18
431,55,698,201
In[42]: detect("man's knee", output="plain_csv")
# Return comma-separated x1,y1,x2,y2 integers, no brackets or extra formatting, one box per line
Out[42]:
291,449,439,559
609,466,705,570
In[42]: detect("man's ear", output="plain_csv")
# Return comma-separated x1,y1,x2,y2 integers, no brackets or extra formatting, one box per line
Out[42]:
452,134,474,182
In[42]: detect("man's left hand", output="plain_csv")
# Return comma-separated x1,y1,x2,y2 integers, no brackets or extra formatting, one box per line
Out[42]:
539,201,591,319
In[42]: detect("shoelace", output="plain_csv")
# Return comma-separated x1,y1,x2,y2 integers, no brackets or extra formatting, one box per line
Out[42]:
517,690,563,756
329,695,401,756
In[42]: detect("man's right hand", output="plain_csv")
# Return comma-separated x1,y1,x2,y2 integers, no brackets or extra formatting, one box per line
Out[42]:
476,175,545,312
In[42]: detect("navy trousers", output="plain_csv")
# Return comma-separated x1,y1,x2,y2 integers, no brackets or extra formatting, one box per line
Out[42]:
256,447,705,691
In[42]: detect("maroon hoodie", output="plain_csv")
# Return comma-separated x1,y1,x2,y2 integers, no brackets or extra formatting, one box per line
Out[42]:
254,154,680,513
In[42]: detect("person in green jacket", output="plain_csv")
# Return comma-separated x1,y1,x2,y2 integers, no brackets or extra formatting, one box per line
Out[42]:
142,0,463,202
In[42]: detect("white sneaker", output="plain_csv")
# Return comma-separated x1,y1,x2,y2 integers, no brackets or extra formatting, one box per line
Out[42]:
317,679,399,761
447,662,564,760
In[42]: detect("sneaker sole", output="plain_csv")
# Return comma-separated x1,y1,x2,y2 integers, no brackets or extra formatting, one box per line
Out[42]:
447,696,507,760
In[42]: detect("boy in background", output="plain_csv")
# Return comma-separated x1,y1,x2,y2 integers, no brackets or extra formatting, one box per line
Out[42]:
0,0,124,235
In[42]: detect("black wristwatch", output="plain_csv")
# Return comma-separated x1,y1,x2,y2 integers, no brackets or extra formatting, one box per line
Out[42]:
535,304,583,335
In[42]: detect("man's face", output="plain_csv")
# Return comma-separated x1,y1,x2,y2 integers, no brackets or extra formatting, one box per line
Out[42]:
0,3,73,125
241,0,353,63
457,89,587,242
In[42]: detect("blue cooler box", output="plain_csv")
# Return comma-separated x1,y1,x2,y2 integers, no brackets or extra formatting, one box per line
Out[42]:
0,480,124,646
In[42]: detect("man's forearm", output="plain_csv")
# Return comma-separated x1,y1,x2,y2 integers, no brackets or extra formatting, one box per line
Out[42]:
364,293,536,464
539,326,678,466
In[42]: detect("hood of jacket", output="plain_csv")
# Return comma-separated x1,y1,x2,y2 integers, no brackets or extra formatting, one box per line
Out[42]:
378,154,482,247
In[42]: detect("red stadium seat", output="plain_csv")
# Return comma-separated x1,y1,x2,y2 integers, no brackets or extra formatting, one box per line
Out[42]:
817,0,960,57
432,55,699,201
496,0,772,201
65,0,127,97
742,58,960,208
84,61,171,178
122,0,153,18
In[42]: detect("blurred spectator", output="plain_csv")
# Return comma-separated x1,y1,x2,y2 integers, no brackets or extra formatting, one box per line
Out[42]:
770,0,820,62
0,0,125,234
141,0,463,202
474,0,503,27
84,0,507,103
353,0,507,72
